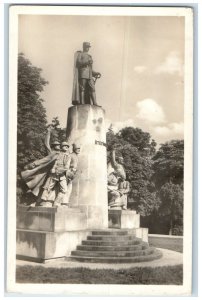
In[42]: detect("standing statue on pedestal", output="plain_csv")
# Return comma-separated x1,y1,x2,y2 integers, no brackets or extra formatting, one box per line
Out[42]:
107,149,130,210
72,42,101,106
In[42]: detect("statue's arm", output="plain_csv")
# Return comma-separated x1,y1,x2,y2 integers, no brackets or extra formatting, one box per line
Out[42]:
111,150,118,169
76,52,89,68
92,70,101,77
44,126,52,153
26,153,54,169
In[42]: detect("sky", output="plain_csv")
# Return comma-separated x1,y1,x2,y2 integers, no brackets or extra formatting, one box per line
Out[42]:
18,14,185,145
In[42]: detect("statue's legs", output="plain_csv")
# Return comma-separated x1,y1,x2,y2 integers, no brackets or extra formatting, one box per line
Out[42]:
121,194,128,210
90,91,98,105
40,176,57,207
80,79,87,104
54,178,68,206
61,181,72,205
88,79,98,106
80,91,85,104
79,78,100,106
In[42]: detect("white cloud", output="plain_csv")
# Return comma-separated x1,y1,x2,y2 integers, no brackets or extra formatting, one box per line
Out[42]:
105,118,135,133
134,65,147,73
136,98,166,124
155,51,184,76
154,122,184,138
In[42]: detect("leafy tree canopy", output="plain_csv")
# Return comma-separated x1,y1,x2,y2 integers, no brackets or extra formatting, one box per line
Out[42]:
48,117,66,145
158,182,183,235
17,53,49,202
152,140,184,188
17,53,49,170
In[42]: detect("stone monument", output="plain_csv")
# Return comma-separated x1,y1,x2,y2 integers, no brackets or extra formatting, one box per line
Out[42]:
16,42,161,263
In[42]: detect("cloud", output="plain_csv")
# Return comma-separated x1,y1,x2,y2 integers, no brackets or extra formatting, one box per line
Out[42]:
105,118,135,133
154,122,184,138
155,51,184,76
136,98,166,124
134,65,147,73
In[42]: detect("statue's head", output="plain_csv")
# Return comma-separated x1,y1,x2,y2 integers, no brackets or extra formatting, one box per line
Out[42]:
83,41,91,52
72,142,81,154
51,140,60,151
61,141,70,152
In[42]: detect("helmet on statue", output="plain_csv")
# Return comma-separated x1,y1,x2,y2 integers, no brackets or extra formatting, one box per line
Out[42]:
61,141,70,148
83,42,91,48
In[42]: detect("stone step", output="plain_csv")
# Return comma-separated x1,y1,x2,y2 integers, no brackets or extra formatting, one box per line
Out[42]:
87,235,141,241
82,239,142,246
71,248,154,258
77,243,149,252
70,249,163,263
91,230,129,236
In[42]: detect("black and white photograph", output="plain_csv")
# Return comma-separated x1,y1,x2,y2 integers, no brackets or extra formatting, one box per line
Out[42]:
7,5,193,296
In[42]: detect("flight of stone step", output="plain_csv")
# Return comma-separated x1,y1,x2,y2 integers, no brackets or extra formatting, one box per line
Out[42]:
71,229,162,263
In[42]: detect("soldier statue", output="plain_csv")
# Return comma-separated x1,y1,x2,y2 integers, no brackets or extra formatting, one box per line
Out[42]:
21,124,80,207
107,149,130,210
72,42,101,106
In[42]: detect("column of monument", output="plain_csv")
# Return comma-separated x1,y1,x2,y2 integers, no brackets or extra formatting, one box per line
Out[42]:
66,42,108,229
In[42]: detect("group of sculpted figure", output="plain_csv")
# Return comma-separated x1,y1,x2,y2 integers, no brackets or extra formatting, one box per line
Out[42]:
22,136,130,209
21,125,81,208
107,149,130,210
21,41,130,209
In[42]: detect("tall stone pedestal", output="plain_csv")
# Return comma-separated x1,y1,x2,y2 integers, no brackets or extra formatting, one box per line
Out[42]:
66,105,108,229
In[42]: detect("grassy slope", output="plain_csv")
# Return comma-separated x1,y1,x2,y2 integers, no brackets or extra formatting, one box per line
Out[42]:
16,265,183,284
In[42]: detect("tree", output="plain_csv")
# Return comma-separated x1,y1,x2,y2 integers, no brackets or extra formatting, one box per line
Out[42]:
48,117,66,145
158,182,183,235
152,140,184,235
119,127,157,156
152,140,184,189
17,53,49,202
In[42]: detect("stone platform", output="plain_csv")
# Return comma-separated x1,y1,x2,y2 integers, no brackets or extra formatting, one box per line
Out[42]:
16,206,149,263
108,209,140,229
16,205,90,262
17,205,87,232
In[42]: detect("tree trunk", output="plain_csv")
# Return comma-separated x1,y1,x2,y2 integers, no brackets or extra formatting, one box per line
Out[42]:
169,217,173,235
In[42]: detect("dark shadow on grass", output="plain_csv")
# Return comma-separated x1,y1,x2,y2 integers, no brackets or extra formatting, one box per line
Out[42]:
16,265,183,285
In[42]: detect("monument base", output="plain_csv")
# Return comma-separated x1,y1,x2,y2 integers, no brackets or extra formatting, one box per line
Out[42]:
16,205,90,262
17,205,87,232
16,206,149,262
16,229,91,262
108,209,140,229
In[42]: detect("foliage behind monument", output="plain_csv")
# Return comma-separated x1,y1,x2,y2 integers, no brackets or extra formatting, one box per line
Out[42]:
106,127,184,235
17,53,49,202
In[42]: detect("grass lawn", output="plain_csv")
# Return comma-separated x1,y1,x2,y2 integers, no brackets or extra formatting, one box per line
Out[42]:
16,265,183,284
148,237,183,253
